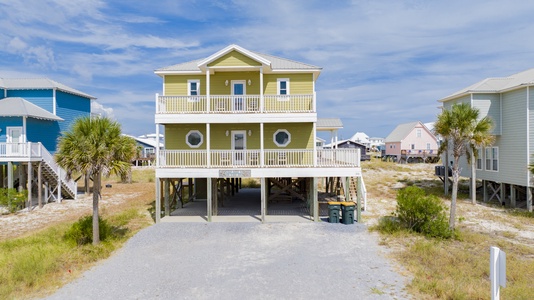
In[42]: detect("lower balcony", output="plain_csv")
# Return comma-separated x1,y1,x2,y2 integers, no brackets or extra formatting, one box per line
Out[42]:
158,149,360,168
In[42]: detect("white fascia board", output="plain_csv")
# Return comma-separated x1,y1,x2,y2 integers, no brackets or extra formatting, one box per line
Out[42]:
197,44,271,68
154,70,203,77
156,167,361,178
155,113,317,124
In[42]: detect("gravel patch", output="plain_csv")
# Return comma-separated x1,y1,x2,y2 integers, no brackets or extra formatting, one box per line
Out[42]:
45,222,409,299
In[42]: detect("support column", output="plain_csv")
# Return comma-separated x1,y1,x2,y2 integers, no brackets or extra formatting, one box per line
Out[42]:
261,177,266,223
164,179,170,216
500,183,505,206
188,178,193,201
0,165,4,188
206,123,211,167
344,177,349,201
38,162,42,208
357,176,363,223
528,187,533,212
57,167,62,203
312,177,318,222
207,178,212,222
260,123,264,167
483,180,488,202
510,185,516,208
27,163,32,212
444,150,449,196
8,161,13,189
155,178,161,223
471,148,476,204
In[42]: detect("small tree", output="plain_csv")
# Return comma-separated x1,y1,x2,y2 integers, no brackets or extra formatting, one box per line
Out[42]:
55,116,136,245
434,103,493,230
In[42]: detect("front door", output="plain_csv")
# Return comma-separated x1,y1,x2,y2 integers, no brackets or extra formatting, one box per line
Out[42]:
6,127,23,156
231,130,246,165
232,81,246,111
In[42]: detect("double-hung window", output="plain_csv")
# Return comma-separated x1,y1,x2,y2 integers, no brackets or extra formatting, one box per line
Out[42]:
188,80,200,102
277,78,290,100
476,148,483,170
485,147,498,171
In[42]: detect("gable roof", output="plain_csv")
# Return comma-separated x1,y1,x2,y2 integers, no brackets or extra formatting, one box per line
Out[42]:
0,78,96,99
155,44,322,76
440,68,534,102
385,121,422,142
349,132,370,143
324,139,366,148
0,97,64,121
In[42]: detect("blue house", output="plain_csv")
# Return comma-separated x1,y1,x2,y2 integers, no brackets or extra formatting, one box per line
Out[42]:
0,78,95,204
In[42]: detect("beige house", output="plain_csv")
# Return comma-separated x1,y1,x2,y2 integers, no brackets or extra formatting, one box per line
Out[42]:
384,121,439,163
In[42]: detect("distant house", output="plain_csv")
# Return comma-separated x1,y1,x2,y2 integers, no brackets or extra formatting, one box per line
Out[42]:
369,137,384,150
125,134,165,166
439,68,534,211
384,121,439,162
349,132,370,149
324,139,370,161
315,137,326,149
0,78,95,202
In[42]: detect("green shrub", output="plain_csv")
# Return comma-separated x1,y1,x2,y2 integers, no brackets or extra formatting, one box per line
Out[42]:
0,188,27,213
396,186,453,239
375,216,402,234
64,215,112,245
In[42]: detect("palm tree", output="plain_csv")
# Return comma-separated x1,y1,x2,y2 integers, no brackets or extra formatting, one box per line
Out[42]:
434,103,494,230
55,116,137,244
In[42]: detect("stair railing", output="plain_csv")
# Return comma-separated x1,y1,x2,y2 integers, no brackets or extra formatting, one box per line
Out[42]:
37,142,77,198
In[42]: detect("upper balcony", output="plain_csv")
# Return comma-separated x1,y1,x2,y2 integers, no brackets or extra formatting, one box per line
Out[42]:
157,94,315,114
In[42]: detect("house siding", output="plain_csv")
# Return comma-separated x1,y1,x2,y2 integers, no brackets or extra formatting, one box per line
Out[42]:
0,117,23,143
164,123,313,151
470,88,528,185
207,50,262,67
26,119,61,152
473,93,501,135
443,95,470,110
529,86,534,186
56,91,91,135
264,74,314,94
6,89,54,113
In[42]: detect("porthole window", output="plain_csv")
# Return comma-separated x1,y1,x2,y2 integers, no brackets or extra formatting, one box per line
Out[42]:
273,129,291,147
186,130,203,148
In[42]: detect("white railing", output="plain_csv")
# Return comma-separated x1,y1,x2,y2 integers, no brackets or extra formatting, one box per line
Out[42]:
159,149,360,168
39,143,77,196
209,95,261,113
263,95,313,113
158,95,207,114
317,149,361,167
0,142,77,197
157,94,314,114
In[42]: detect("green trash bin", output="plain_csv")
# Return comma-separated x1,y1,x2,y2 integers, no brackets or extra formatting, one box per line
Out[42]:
341,202,356,224
327,201,342,223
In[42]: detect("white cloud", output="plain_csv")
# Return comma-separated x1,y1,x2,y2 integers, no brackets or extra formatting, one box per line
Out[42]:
91,101,115,119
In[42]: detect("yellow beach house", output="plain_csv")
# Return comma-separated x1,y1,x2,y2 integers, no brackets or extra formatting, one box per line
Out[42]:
153,44,364,222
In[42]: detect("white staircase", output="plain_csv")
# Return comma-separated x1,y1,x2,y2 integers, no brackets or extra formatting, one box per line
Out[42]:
35,143,77,200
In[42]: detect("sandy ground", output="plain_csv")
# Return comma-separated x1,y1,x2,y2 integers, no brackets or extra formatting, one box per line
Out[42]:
2,162,534,249
0,180,150,241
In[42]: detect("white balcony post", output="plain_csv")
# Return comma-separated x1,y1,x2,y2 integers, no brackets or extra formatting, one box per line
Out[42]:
313,123,317,167
206,68,210,113
155,93,160,113
27,142,31,158
259,67,264,112
27,162,32,212
155,124,160,167
206,123,211,167
260,123,264,167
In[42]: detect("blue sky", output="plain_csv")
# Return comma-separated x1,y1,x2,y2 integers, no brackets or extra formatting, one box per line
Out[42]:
1,0,534,139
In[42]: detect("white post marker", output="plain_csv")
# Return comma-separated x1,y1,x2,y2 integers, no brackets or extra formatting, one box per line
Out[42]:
490,246,506,300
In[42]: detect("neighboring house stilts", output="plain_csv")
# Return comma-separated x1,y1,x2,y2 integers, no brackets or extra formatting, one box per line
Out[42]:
439,68,534,211
153,44,365,222
0,78,94,207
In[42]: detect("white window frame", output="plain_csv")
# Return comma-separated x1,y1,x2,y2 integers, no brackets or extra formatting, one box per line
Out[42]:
426,143,431,150
186,130,203,148
476,148,483,170
273,129,291,147
277,78,290,101
416,129,422,138
485,146,499,171
187,80,200,102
